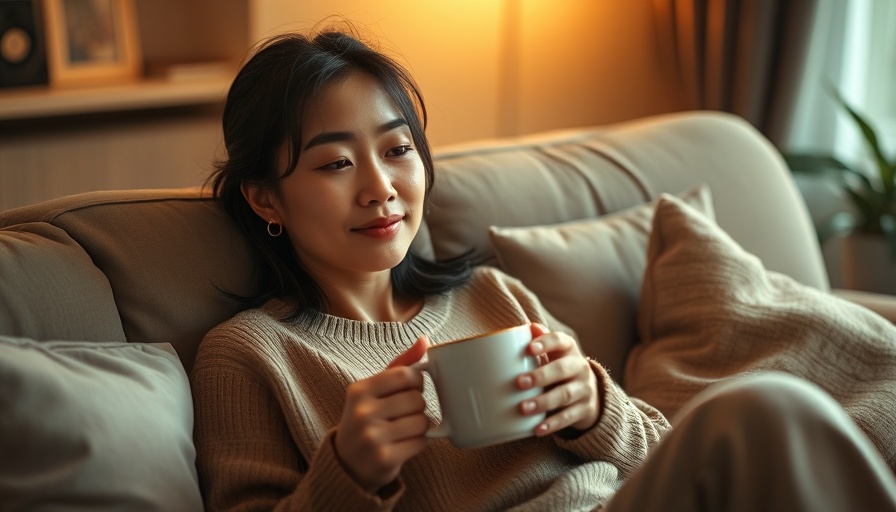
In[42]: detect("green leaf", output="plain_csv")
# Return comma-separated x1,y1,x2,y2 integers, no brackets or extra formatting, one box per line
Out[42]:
783,153,850,173
842,186,878,231
789,84,896,241
828,87,896,197
838,166,877,193
783,151,877,194
891,161,896,202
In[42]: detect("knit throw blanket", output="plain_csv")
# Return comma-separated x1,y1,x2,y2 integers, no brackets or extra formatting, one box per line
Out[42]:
623,194,896,469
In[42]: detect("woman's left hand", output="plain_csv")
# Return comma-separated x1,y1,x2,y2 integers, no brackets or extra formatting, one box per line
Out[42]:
517,323,600,436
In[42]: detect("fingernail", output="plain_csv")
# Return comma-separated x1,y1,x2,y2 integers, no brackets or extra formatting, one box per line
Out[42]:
522,400,536,413
530,342,543,354
536,423,550,436
519,374,533,389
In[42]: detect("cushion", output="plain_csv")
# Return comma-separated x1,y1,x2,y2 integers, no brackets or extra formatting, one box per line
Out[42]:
427,130,651,264
0,223,126,342
624,193,896,468
488,185,713,380
0,337,203,510
47,195,257,371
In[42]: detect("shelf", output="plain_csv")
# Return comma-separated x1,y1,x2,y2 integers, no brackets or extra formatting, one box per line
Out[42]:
0,78,232,121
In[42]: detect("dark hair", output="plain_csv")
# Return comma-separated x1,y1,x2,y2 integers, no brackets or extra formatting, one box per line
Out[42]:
209,28,471,318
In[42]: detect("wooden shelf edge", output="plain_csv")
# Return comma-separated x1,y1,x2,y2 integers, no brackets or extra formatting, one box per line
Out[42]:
0,78,232,121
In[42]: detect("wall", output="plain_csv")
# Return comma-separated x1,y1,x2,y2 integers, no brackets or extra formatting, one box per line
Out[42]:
249,0,506,146
251,0,679,146
0,108,222,208
0,0,680,211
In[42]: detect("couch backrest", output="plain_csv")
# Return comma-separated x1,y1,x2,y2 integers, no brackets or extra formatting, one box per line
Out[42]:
0,111,828,371
423,111,828,288
0,190,256,369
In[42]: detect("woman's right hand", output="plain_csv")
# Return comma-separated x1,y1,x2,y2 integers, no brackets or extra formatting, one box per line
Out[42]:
334,335,431,494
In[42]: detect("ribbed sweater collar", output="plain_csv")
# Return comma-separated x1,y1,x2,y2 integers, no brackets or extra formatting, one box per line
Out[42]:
263,292,452,349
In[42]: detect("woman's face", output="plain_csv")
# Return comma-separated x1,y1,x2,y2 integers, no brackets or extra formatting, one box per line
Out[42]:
270,71,426,285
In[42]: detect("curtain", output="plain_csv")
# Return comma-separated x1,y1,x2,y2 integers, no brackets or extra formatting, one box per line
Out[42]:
654,0,818,147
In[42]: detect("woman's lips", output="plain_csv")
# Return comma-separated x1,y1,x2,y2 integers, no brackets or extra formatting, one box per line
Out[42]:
352,214,403,238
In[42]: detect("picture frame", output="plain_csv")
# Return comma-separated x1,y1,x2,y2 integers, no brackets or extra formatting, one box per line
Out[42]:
42,0,141,87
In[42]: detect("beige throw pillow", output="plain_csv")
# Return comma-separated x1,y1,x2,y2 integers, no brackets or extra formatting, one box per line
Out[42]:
0,337,203,511
625,193,896,468
488,185,713,380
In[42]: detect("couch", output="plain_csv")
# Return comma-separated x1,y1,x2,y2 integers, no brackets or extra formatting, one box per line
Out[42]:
2,111,895,510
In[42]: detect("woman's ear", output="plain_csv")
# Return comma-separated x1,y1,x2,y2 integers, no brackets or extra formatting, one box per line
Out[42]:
241,183,281,223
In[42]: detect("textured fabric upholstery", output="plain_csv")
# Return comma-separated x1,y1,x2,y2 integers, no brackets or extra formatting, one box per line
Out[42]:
0,222,125,342
0,190,255,369
425,112,828,291
488,185,713,381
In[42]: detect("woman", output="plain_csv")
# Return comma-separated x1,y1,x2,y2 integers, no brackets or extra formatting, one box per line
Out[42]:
191,27,896,511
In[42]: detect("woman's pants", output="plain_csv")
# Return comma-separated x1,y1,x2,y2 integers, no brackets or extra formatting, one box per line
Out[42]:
605,372,896,512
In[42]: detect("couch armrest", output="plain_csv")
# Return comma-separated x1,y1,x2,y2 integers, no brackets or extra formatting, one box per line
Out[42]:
832,289,896,324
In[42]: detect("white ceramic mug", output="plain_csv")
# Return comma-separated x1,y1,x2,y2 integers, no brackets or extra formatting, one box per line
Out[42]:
413,324,545,449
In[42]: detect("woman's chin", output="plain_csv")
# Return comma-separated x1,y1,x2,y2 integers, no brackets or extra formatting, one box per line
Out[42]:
360,247,412,273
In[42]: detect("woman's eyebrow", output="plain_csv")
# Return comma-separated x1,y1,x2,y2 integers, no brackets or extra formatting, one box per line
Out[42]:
303,118,408,151
379,118,408,133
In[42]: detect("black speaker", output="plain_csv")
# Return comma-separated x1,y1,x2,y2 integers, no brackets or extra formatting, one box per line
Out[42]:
0,0,48,88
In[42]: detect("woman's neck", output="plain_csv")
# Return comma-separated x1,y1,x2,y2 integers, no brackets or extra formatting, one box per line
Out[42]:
315,271,422,323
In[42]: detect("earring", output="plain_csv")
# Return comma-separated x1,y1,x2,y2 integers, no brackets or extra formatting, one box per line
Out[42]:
267,219,283,237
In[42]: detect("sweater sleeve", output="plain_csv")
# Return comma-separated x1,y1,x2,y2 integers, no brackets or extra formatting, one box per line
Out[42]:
485,267,578,340
552,359,671,479
488,268,671,477
191,332,404,511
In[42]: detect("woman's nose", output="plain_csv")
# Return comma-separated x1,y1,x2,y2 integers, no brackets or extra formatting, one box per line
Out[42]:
357,160,397,205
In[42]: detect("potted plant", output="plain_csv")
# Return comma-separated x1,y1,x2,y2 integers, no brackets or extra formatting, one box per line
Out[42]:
784,89,896,294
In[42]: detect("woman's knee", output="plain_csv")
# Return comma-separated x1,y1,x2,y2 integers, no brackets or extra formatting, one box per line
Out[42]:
616,372,896,512
674,372,848,439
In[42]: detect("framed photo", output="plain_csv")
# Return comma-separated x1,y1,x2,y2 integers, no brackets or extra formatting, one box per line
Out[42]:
42,0,141,87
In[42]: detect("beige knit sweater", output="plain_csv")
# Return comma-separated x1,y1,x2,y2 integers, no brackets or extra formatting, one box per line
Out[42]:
191,267,670,511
